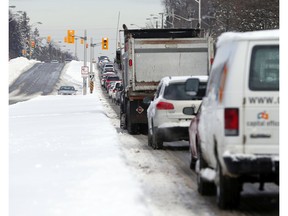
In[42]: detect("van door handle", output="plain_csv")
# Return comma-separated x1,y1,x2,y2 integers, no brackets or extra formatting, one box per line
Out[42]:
250,134,271,138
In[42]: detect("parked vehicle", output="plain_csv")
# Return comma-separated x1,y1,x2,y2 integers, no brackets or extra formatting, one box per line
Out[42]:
111,82,123,104
102,63,115,73
146,75,208,149
187,103,202,170
108,81,122,98
100,72,116,87
187,30,279,209
57,86,77,95
120,27,214,134
115,87,124,105
104,75,120,90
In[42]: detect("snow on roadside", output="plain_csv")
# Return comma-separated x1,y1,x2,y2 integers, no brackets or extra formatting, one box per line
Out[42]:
9,57,40,85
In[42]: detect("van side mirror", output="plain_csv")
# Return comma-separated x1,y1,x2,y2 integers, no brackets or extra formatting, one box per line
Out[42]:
185,78,200,96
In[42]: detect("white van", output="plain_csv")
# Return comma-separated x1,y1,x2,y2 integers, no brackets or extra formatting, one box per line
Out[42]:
190,30,279,209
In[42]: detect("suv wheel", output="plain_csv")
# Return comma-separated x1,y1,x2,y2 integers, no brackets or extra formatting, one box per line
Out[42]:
152,127,163,149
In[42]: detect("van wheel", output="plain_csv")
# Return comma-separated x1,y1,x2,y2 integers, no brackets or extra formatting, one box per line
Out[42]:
197,146,216,195
190,151,197,170
152,127,163,150
216,163,240,209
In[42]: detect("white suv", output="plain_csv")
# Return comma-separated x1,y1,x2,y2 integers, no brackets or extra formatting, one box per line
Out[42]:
189,30,279,209
147,75,208,149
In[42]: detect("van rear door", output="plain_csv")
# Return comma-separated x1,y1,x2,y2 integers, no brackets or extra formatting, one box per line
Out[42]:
243,42,279,154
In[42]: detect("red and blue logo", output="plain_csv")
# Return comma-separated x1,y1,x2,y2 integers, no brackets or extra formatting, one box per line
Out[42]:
257,111,269,120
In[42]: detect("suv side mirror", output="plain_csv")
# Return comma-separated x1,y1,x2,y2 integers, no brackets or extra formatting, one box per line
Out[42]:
185,78,200,96
143,96,152,104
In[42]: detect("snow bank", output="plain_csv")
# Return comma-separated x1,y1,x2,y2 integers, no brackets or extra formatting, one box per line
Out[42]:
9,57,40,85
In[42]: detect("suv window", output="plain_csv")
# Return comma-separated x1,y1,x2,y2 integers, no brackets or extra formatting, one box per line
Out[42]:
249,45,279,91
107,76,120,81
164,82,207,100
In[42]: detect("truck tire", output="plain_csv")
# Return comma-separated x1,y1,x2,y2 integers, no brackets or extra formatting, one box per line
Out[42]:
120,113,127,129
216,163,240,209
152,127,163,149
197,146,216,195
127,101,137,135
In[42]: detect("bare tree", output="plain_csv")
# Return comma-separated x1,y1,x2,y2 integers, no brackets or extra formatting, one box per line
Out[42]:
161,0,279,37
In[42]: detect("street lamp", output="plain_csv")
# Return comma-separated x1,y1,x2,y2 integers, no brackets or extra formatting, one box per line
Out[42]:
130,24,142,29
169,13,198,28
194,0,201,28
202,15,227,31
146,18,154,28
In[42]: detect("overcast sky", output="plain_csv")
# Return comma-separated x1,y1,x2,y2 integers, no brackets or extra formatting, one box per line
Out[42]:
8,0,164,60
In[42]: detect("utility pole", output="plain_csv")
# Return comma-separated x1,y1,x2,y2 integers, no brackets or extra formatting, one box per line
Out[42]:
83,29,87,95
75,38,78,60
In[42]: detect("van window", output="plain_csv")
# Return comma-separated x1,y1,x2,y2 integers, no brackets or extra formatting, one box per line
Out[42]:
249,45,279,91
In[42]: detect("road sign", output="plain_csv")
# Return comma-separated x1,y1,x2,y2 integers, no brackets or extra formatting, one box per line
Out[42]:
81,66,89,77
89,73,95,81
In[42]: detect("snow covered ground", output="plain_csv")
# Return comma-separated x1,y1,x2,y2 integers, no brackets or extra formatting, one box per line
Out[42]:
9,59,151,216
6,58,284,216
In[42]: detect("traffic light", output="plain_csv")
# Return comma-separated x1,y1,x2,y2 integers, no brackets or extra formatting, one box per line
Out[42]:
67,30,75,44
102,37,109,50
47,35,51,43
64,36,67,43
31,40,35,48
80,39,84,44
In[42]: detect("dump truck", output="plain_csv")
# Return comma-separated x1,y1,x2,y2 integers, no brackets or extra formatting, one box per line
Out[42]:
119,27,214,134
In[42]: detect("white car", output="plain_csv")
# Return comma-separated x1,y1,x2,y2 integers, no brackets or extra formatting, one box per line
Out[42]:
147,75,208,149
111,81,123,104
57,86,77,95
193,30,279,209
108,81,120,98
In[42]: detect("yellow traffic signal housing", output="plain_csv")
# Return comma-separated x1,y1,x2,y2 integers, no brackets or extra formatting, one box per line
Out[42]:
67,30,75,44
80,39,84,44
64,36,67,43
47,35,51,43
102,37,109,50
31,40,35,48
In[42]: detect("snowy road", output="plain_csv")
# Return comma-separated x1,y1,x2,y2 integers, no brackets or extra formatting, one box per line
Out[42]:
9,60,279,216
9,62,65,105
101,81,279,216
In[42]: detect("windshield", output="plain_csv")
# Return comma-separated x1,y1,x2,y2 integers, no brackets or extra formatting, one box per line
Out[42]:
60,86,74,90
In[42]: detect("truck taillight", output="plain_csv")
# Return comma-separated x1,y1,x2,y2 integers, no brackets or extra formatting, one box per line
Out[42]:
224,108,239,136
156,101,174,110
129,59,132,67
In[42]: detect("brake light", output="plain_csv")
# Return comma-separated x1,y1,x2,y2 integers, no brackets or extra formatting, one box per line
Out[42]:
156,101,174,110
224,108,239,136
210,58,214,65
